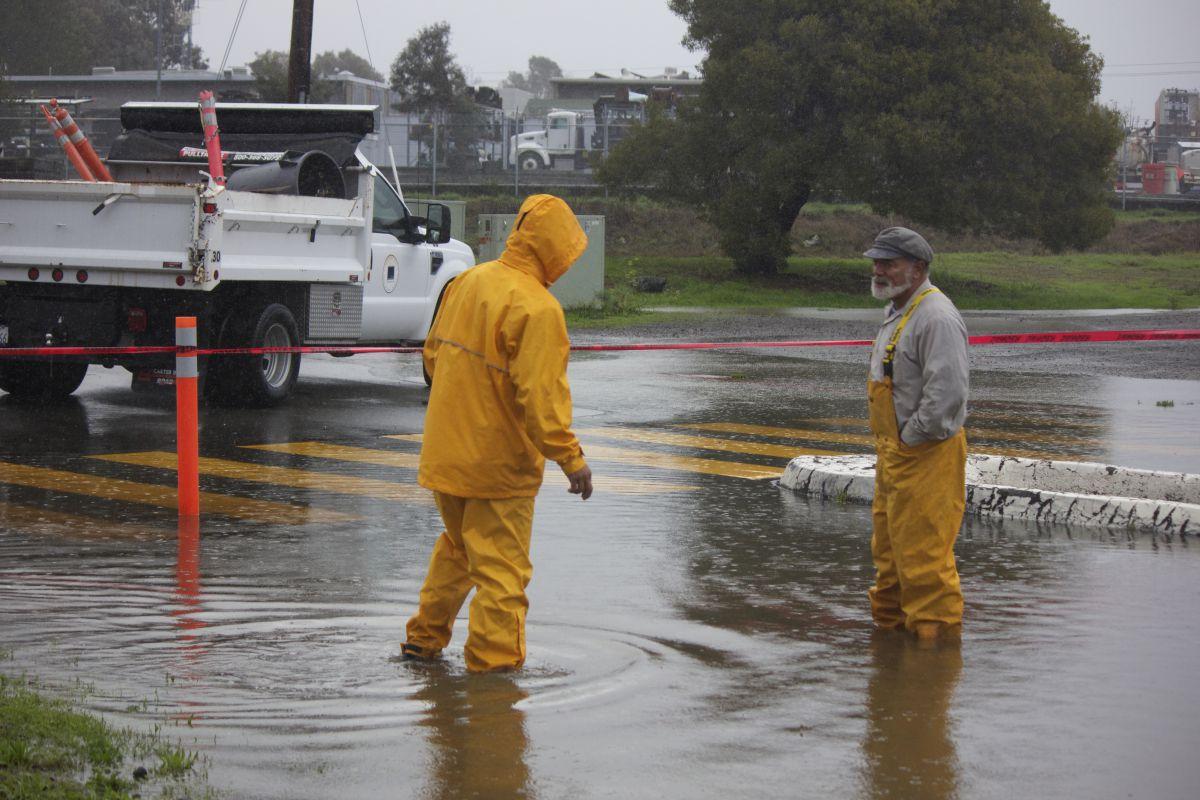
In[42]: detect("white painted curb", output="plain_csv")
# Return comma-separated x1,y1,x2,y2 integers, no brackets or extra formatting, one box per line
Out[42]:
779,453,1198,535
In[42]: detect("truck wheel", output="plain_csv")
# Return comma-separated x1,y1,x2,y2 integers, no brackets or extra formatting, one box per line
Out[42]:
519,153,543,171
0,361,88,400
213,303,301,407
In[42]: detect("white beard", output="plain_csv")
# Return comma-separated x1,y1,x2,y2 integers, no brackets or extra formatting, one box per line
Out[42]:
871,275,912,301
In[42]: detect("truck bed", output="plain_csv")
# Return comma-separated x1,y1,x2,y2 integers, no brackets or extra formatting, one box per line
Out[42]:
0,179,368,291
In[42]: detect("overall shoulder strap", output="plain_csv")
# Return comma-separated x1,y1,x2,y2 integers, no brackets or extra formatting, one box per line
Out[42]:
883,287,939,378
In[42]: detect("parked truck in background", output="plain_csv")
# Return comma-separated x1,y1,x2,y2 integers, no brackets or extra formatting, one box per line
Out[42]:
0,102,474,405
509,92,648,171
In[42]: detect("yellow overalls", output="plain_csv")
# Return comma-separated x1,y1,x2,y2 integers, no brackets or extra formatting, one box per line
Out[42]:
867,288,966,633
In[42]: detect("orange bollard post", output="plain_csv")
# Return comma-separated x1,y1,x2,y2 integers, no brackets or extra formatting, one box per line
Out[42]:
176,317,200,517
40,104,94,181
50,99,113,181
197,90,226,186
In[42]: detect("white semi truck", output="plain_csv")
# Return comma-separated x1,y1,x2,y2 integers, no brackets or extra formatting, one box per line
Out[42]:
509,93,647,171
0,102,474,405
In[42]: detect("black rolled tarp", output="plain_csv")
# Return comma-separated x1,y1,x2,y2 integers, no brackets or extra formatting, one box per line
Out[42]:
108,128,364,168
108,102,375,167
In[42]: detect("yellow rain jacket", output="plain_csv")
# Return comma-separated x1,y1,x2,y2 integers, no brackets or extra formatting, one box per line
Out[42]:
418,194,589,498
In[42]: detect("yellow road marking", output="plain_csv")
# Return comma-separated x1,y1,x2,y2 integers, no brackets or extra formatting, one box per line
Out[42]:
92,452,433,504
681,422,1069,461
245,441,422,469
0,461,353,524
799,416,1095,446
0,502,173,540
683,421,870,448
386,434,424,444
253,438,701,494
576,427,839,459
385,435,701,493
582,444,782,480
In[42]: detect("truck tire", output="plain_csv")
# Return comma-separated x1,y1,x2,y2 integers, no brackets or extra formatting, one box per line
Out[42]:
210,303,301,407
0,360,88,400
519,153,543,171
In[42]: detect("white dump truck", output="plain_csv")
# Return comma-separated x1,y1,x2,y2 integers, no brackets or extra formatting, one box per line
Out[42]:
0,102,474,405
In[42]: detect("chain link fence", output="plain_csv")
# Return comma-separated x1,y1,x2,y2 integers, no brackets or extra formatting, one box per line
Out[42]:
0,102,642,192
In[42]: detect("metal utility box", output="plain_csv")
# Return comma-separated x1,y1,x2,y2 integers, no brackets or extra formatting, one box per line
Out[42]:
410,199,467,243
476,214,605,308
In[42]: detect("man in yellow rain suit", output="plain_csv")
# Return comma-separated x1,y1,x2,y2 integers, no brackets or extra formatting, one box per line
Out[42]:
865,227,969,641
403,194,593,672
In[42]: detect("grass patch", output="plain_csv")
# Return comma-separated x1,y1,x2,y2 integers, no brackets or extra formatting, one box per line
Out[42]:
0,673,214,799
1113,208,1200,223
574,252,1200,325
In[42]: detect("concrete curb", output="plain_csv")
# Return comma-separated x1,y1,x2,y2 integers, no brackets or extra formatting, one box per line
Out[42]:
779,453,1198,536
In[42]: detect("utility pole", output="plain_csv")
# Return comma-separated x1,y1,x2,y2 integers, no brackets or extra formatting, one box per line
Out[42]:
155,0,164,99
287,0,314,103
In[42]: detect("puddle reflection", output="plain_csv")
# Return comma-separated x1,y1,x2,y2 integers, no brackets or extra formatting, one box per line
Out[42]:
172,516,206,667
413,671,532,800
861,633,962,800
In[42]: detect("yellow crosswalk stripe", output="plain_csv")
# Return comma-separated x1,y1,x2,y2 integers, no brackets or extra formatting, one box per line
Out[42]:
0,502,173,540
388,434,772,479
92,452,433,504
681,422,1069,461
245,441,422,469
255,438,702,494
800,416,1095,447
582,444,782,480
575,426,839,459
384,435,702,493
0,460,353,524
682,421,870,448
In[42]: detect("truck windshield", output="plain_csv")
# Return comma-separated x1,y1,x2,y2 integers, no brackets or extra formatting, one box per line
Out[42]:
372,178,410,238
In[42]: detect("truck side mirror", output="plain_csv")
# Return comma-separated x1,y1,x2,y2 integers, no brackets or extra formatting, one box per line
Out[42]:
425,203,451,244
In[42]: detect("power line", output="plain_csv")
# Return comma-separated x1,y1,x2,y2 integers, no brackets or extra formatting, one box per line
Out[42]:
354,0,375,74
1103,70,1200,78
1105,60,1200,68
217,0,249,75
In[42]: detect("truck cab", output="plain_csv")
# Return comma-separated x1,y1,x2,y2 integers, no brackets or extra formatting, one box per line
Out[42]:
509,110,589,171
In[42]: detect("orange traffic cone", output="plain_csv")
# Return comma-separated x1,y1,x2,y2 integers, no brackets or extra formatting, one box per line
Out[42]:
197,90,226,186
50,99,113,181
41,104,94,181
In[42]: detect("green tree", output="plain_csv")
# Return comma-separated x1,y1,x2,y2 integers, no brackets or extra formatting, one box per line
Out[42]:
599,0,1123,274
389,22,480,168
388,22,469,114
503,55,563,99
313,49,383,83
247,50,289,102
250,48,385,103
0,0,206,75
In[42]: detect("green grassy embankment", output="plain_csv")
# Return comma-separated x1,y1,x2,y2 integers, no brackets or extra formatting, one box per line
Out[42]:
578,251,1200,322
449,195,1199,324
0,671,214,799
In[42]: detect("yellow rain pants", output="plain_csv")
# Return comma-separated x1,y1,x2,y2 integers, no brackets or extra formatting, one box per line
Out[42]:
405,492,535,672
868,291,966,631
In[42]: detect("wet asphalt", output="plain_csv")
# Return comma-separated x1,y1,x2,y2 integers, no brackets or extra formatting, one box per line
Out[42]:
1,307,1198,799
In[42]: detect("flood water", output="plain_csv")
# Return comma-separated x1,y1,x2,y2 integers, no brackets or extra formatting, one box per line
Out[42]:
2,333,1199,799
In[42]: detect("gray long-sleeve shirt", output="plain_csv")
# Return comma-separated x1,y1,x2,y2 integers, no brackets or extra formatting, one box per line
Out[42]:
868,278,969,445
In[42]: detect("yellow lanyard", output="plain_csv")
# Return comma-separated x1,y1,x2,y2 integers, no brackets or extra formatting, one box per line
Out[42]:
882,287,939,378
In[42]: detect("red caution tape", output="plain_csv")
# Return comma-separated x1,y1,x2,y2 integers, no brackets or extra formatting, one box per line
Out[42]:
0,329,1196,359
571,328,1200,352
0,345,176,357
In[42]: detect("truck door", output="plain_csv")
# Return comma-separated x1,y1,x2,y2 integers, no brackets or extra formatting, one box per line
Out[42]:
546,112,573,155
362,177,429,341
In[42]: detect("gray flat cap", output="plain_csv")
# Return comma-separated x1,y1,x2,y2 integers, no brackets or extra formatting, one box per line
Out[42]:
863,227,934,264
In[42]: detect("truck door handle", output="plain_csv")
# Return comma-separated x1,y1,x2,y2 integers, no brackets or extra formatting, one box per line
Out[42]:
430,252,443,275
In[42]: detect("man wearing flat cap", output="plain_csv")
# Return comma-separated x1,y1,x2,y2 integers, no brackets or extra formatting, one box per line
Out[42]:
864,226,969,641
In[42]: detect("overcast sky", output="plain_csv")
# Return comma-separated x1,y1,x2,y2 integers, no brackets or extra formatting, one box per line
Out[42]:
191,0,1199,122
